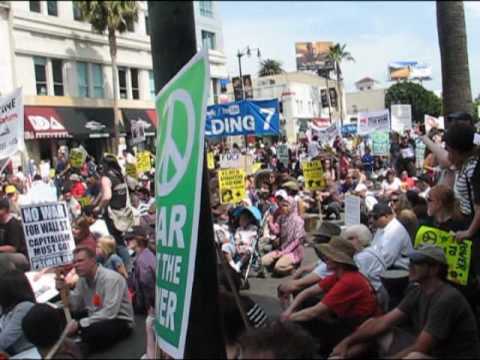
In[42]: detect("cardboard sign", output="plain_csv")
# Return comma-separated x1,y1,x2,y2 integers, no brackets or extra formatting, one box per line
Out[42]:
69,148,86,168
357,109,390,135
277,144,289,167
137,151,152,174
0,87,24,160
251,162,263,174
20,202,76,271
345,195,361,226
415,139,426,169
218,168,246,204
125,162,138,179
425,114,444,134
301,160,326,191
372,131,390,157
131,119,146,145
391,104,412,133
207,152,215,170
415,226,472,286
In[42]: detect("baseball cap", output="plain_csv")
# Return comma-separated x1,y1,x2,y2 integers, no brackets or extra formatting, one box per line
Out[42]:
274,189,289,201
5,185,16,195
408,244,447,265
282,181,300,192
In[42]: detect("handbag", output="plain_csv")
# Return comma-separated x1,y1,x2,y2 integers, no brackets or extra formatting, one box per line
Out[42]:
107,186,135,233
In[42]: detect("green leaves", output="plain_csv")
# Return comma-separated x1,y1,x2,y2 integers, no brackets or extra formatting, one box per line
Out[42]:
258,59,284,77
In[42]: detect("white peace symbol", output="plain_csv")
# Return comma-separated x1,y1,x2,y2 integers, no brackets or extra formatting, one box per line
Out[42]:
157,89,195,196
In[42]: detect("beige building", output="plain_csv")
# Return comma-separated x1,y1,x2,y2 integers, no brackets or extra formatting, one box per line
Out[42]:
346,77,386,122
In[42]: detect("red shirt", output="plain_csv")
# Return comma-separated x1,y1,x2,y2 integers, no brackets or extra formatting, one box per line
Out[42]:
319,271,377,319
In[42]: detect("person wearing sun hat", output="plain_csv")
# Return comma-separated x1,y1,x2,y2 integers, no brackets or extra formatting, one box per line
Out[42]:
280,237,378,355
331,244,480,359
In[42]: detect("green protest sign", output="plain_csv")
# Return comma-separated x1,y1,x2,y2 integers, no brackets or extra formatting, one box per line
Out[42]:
372,131,389,156
154,50,210,358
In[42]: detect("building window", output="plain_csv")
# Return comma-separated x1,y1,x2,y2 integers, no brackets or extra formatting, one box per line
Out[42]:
29,1,41,13
77,62,89,97
126,18,134,32
92,63,104,98
73,2,83,21
131,68,139,99
149,71,155,100
201,30,216,50
47,1,58,16
118,68,127,99
34,57,47,95
199,1,213,17
145,16,150,36
51,59,64,96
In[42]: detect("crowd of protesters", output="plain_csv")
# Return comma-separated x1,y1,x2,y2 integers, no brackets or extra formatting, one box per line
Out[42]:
0,111,480,359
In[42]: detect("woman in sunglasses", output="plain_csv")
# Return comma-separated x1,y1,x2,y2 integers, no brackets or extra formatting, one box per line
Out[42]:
425,184,467,232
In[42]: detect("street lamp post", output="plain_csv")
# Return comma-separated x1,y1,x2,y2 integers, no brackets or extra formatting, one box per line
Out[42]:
236,46,261,147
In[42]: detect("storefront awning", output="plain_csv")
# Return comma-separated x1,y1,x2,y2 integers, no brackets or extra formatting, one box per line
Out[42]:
122,109,157,137
24,106,115,139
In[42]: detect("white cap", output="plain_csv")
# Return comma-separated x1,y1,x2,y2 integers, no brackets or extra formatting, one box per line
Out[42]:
275,189,289,200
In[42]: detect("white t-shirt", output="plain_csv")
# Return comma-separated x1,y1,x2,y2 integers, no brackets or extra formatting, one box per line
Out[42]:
371,218,412,270
355,247,386,291
307,142,320,159
381,178,402,194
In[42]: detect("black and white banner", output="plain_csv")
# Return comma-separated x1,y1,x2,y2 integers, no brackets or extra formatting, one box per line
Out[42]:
0,88,24,159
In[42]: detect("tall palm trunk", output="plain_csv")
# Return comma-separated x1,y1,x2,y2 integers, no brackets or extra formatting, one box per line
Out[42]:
109,28,121,152
335,62,344,127
437,1,473,116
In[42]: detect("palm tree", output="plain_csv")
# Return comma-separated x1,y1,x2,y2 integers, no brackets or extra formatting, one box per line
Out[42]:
436,2,473,117
76,1,138,151
258,59,284,77
327,43,354,126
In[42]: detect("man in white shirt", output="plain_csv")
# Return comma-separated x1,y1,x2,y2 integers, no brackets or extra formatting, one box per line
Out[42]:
307,135,321,159
370,203,412,271
19,174,57,205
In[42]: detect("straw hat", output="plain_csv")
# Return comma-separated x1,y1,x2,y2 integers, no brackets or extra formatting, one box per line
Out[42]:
314,236,357,268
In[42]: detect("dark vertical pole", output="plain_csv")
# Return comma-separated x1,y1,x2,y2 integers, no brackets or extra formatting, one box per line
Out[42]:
237,51,248,147
148,2,226,358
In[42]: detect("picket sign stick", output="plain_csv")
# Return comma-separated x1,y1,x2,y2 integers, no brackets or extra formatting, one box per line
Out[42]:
215,245,250,330
45,319,73,360
55,268,72,323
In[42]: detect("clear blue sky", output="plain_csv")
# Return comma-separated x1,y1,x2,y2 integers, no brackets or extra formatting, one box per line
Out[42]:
218,1,480,96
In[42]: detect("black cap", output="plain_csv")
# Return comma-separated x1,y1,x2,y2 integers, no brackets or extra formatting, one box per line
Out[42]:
0,197,10,210
125,225,151,240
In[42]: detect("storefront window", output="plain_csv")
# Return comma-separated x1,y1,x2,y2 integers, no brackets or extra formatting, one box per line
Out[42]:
47,1,58,16
34,57,47,95
77,62,89,97
92,63,104,98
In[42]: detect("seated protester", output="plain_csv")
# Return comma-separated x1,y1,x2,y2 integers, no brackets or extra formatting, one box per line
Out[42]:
277,222,341,307
55,246,134,353
96,236,128,279
222,206,261,273
82,206,110,239
262,195,305,277
0,270,36,356
370,202,413,271
125,227,156,360
280,237,378,356
331,245,480,359
238,321,317,359
60,186,82,222
0,198,29,272
400,170,415,192
22,304,81,359
72,217,97,253
380,170,402,199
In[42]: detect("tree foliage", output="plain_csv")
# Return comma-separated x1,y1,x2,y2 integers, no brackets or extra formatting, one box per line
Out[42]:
258,59,284,77
76,1,138,35
385,82,442,123
327,43,354,81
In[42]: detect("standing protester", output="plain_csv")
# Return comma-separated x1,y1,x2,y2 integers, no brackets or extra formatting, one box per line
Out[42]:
94,154,133,268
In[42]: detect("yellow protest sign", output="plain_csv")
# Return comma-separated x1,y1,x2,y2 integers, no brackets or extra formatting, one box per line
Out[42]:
125,162,138,179
218,168,246,205
78,196,92,207
415,226,472,286
301,160,326,191
207,152,215,170
251,162,263,174
70,148,86,168
136,151,152,174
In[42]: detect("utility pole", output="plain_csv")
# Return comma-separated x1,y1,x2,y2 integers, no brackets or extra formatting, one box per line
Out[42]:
148,2,225,358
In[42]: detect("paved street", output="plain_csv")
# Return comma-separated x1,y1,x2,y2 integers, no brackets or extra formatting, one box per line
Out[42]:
93,247,319,359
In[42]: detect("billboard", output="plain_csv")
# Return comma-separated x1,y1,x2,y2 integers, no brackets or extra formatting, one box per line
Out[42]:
388,61,432,81
295,41,335,72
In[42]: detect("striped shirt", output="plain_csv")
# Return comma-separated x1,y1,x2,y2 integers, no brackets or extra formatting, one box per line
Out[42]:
454,157,478,216
246,302,268,328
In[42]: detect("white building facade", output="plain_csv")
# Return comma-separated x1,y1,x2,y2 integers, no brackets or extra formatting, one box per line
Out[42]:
224,72,342,143
0,0,227,162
